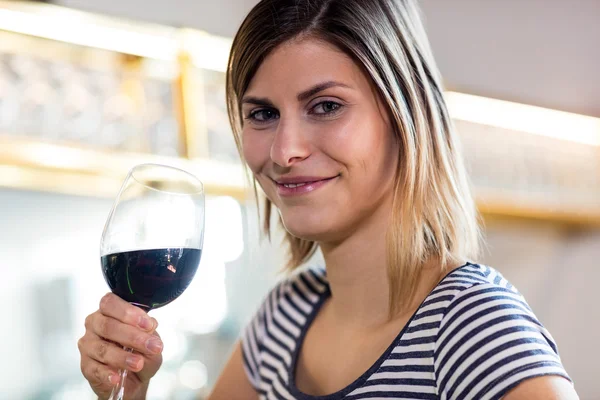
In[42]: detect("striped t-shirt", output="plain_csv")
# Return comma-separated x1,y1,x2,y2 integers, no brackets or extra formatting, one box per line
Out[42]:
241,263,571,399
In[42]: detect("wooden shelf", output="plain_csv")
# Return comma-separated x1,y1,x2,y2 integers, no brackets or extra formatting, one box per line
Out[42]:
476,192,600,228
0,136,249,200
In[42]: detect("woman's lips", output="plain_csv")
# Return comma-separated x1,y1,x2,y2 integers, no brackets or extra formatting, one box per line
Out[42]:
275,175,339,196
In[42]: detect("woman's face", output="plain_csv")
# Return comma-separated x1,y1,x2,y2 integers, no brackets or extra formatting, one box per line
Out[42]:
242,38,399,243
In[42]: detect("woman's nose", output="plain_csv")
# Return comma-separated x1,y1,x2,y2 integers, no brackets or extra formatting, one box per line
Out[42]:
270,118,311,167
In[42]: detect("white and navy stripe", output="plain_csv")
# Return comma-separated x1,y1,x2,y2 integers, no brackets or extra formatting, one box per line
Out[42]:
242,263,571,399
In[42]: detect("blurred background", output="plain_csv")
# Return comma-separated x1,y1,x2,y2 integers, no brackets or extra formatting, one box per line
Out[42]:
1,0,598,399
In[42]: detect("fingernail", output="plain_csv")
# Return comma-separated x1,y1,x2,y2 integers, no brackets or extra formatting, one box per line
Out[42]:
108,373,116,384
146,337,163,353
126,355,142,370
138,316,153,330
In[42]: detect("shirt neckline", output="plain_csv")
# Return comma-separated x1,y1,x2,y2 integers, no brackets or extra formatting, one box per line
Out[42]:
287,262,472,400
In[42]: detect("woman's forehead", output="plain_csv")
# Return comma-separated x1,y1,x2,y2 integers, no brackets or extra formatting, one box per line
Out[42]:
244,38,367,97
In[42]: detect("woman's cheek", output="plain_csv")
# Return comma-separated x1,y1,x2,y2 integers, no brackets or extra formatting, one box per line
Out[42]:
242,135,264,174
242,136,277,200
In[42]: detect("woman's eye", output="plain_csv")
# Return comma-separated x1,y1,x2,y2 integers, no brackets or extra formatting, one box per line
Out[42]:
312,101,342,115
247,109,279,122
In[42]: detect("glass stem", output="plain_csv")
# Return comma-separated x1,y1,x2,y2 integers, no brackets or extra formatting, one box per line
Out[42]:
108,347,134,400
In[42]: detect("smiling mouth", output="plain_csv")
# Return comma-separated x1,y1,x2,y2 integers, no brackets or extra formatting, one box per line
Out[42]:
280,179,326,188
276,175,338,186
274,175,340,196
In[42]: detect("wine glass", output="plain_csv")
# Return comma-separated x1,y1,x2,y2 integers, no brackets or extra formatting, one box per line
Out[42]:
100,163,205,400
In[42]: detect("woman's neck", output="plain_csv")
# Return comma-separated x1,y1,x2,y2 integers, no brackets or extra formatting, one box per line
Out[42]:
319,201,448,331
320,221,390,329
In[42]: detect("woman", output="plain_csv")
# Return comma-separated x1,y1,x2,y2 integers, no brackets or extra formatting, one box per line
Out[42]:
78,0,578,399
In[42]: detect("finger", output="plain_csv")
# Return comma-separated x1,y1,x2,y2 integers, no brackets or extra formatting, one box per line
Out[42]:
88,313,163,356
99,293,157,332
84,337,146,372
137,349,164,383
81,357,120,392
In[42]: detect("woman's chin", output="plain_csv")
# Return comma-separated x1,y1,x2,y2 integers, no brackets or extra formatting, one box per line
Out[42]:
281,217,338,243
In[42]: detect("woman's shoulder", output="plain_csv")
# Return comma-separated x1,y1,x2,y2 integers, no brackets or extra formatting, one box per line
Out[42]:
244,266,330,334
259,266,330,314
441,262,519,292
279,265,330,302
431,262,527,312
433,262,542,340
431,263,571,399
240,267,329,390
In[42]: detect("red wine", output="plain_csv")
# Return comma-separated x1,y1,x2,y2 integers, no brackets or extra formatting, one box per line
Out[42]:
101,248,201,310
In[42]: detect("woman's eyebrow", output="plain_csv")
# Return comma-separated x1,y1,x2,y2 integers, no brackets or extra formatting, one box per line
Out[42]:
241,81,352,106
241,96,275,107
297,81,352,101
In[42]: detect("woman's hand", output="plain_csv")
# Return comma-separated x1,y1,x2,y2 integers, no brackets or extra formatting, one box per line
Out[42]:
78,293,164,400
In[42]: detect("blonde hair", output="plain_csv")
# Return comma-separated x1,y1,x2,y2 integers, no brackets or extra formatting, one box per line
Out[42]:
226,0,481,316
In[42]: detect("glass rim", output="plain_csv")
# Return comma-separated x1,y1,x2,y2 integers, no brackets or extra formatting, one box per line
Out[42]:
129,163,204,195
